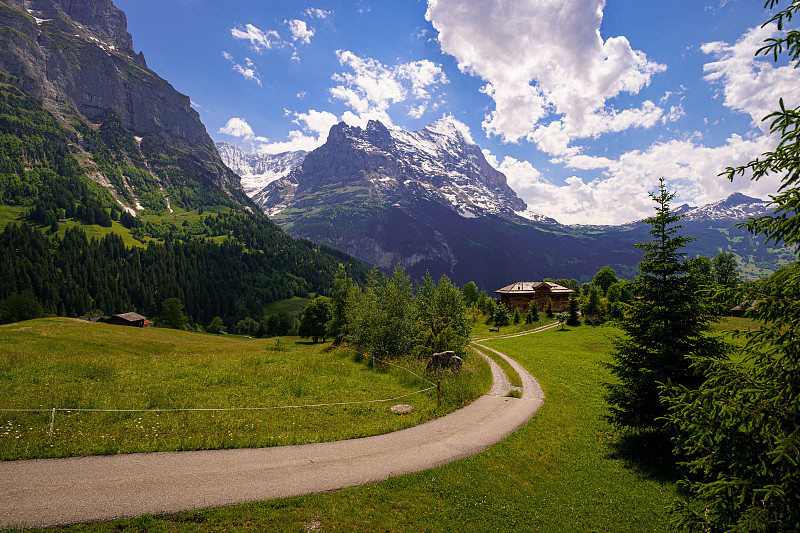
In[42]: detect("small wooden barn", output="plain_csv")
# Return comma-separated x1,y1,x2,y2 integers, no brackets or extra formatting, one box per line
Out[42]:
495,281,574,313
104,312,153,328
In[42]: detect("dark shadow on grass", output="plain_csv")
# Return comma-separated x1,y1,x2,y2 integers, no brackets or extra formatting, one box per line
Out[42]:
605,430,681,484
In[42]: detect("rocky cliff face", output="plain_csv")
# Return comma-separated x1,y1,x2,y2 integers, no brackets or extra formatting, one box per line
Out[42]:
0,0,248,210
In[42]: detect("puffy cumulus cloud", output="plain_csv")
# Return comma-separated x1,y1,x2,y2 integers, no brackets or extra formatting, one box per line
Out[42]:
287,19,314,45
485,132,780,225
230,24,280,53
218,117,268,144
702,23,800,129
255,110,339,154
426,0,665,154
222,52,262,86
330,50,448,126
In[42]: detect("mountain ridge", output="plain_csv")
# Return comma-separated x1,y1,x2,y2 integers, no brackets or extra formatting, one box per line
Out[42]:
216,117,790,286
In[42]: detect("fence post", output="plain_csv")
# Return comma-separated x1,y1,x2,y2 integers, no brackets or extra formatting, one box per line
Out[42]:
48,408,55,445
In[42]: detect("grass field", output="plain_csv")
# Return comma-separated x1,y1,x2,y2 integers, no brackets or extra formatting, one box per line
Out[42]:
0,318,490,461
25,321,683,532
262,296,313,317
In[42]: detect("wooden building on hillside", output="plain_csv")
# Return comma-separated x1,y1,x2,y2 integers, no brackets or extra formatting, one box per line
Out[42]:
104,312,153,328
495,281,574,313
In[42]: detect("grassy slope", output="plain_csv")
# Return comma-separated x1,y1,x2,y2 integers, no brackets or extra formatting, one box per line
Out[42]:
0,318,490,461
34,322,678,532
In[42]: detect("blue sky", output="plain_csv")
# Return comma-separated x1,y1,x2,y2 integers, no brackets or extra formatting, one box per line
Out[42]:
115,0,798,225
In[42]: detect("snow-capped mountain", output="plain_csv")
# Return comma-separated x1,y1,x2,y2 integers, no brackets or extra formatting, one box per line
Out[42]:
216,142,307,196
258,116,526,219
246,118,791,288
677,193,770,222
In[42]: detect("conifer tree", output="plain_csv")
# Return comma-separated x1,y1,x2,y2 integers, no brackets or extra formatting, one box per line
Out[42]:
666,2,800,528
567,295,580,326
527,299,539,323
605,178,726,435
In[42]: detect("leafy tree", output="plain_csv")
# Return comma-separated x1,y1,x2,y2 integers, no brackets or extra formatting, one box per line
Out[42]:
327,267,355,345
0,291,44,324
461,281,480,308
235,317,259,337
666,3,800,529
512,307,522,325
582,285,604,324
494,302,511,328
606,283,622,303
206,316,225,334
605,178,727,435
298,297,331,343
711,252,741,287
349,267,417,360
545,299,554,319
160,297,187,330
566,295,581,326
415,273,471,357
593,266,618,296
689,256,714,287
260,312,293,337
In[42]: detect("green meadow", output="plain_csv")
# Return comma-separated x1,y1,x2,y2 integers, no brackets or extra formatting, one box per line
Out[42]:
0,318,490,461
12,319,713,532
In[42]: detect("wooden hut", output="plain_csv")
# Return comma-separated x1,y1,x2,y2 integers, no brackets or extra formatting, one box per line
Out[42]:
104,312,153,328
495,281,574,313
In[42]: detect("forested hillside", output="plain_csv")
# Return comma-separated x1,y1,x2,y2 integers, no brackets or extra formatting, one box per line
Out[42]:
0,212,367,327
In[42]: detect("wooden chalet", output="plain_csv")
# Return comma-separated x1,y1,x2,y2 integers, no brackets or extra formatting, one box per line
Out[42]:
104,312,153,328
495,281,574,313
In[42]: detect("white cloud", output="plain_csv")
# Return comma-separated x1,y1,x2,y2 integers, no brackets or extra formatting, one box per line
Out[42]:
304,7,331,19
231,24,280,52
702,23,800,130
287,19,314,45
426,0,666,154
255,110,339,154
329,50,448,126
486,131,780,225
219,117,255,139
222,51,262,85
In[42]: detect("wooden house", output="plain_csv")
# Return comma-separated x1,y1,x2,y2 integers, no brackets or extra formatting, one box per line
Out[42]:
495,281,574,313
104,312,153,328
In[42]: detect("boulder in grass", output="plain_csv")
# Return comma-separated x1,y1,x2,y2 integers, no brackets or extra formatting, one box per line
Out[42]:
426,351,463,373
391,404,414,415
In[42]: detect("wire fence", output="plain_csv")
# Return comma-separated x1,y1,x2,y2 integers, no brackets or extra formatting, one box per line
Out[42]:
0,353,437,417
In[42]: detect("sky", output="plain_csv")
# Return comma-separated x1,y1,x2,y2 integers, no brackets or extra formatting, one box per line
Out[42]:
114,0,799,225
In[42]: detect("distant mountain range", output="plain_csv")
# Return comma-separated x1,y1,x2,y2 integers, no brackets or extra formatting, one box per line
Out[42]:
218,118,791,288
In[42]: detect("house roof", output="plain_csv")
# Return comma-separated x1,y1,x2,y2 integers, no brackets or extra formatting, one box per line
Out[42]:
495,281,574,295
113,312,148,322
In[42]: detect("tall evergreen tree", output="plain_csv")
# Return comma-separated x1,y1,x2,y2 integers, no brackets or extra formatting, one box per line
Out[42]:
666,2,800,528
605,178,726,435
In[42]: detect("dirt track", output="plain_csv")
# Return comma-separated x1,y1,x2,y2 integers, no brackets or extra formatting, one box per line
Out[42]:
0,326,553,529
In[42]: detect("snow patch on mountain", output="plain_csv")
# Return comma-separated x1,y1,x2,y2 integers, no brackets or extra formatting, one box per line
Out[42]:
216,142,306,196
680,193,769,222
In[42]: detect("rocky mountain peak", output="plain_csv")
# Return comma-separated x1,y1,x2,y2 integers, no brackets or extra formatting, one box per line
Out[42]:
421,115,476,146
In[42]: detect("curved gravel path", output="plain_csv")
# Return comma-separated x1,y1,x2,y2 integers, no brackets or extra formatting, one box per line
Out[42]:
0,332,547,529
